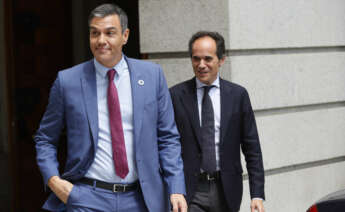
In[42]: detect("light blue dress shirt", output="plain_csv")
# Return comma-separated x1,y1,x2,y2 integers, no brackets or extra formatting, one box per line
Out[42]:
85,55,138,183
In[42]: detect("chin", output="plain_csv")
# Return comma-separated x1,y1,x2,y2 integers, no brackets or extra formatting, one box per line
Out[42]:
199,78,209,83
96,55,111,61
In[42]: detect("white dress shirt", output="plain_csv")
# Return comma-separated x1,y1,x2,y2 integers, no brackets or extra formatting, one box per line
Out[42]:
196,76,221,171
85,55,138,183
196,76,263,201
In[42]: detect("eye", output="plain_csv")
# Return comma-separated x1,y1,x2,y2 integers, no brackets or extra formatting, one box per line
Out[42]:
204,56,213,62
90,30,99,37
192,56,201,62
106,30,117,36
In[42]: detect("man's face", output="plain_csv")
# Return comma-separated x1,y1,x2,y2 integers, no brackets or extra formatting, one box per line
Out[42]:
191,36,225,85
89,14,129,68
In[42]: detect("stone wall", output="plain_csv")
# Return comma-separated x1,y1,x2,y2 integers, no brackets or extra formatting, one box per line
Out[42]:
139,0,345,211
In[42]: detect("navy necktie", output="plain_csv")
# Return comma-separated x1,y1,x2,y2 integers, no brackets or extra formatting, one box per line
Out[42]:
107,69,129,179
201,85,216,173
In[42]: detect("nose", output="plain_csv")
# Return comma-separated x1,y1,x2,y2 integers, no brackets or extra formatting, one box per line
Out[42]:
199,59,206,69
98,33,106,44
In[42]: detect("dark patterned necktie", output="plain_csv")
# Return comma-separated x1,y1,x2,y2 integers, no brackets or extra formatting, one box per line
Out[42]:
107,69,129,179
201,85,216,173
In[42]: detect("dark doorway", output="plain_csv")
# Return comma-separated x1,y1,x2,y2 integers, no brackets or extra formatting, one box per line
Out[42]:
83,0,140,59
4,0,140,211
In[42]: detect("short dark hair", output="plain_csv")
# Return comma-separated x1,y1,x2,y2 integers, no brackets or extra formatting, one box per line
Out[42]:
88,3,128,33
188,31,225,60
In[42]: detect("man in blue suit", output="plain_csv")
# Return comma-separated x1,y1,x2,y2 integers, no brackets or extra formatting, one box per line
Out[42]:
35,3,187,212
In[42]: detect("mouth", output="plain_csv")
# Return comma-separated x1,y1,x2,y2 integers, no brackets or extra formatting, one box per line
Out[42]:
198,70,209,76
96,47,110,53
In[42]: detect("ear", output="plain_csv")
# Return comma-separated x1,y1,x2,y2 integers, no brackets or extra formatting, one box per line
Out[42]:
122,28,130,44
219,56,226,66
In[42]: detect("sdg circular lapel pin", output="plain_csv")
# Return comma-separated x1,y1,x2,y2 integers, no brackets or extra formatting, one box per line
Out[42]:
138,80,144,86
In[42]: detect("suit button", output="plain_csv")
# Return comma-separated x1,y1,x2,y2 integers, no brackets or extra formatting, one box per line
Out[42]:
194,173,198,177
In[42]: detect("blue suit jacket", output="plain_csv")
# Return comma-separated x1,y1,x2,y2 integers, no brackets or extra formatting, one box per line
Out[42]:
35,57,186,212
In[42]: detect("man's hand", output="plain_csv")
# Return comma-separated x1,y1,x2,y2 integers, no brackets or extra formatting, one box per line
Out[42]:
170,194,187,212
251,198,265,212
47,176,74,204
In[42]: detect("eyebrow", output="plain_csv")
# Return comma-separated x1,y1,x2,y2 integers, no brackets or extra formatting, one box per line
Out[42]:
89,26,118,31
192,56,213,59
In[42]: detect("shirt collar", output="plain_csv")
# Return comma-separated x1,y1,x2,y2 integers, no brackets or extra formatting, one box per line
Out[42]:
94,55,127,78
195,74,220,89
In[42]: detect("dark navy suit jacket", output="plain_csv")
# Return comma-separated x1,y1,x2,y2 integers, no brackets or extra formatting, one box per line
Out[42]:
170,78,265,211
35,57,186,212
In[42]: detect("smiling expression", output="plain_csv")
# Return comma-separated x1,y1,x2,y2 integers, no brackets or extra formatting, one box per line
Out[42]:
89,14,129,68
191,36,225,85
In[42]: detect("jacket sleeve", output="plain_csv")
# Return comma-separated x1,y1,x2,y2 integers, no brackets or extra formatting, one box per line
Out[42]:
34,74,65,186
156,66,186,195
240,89,265,200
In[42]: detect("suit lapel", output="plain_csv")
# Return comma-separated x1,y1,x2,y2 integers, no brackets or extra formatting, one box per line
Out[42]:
81,60,99,148
126,57,145,145
220,78,233,145
180,78,203,146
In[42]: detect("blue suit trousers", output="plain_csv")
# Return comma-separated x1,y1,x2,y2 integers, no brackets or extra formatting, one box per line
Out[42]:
65,183,148,212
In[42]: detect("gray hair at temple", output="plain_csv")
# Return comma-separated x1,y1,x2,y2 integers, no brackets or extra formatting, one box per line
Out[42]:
88,3,128,33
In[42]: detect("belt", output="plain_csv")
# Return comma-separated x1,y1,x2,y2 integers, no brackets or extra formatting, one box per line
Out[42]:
79,178,139,192
199,171,221,181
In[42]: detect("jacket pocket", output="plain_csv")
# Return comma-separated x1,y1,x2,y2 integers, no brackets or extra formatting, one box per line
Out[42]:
66,184,79,205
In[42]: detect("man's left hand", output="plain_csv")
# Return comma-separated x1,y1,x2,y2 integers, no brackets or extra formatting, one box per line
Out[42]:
251,198,265,212
170,194,187,212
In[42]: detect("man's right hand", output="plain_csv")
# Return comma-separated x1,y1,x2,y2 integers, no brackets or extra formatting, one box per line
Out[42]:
47,176,74,204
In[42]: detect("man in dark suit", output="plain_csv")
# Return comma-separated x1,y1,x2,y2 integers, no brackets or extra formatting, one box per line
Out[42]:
35,3,187,212
170,31,265,212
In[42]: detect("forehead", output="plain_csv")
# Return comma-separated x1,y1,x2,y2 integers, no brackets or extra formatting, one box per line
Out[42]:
192,36,217,55
89,14,121,30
